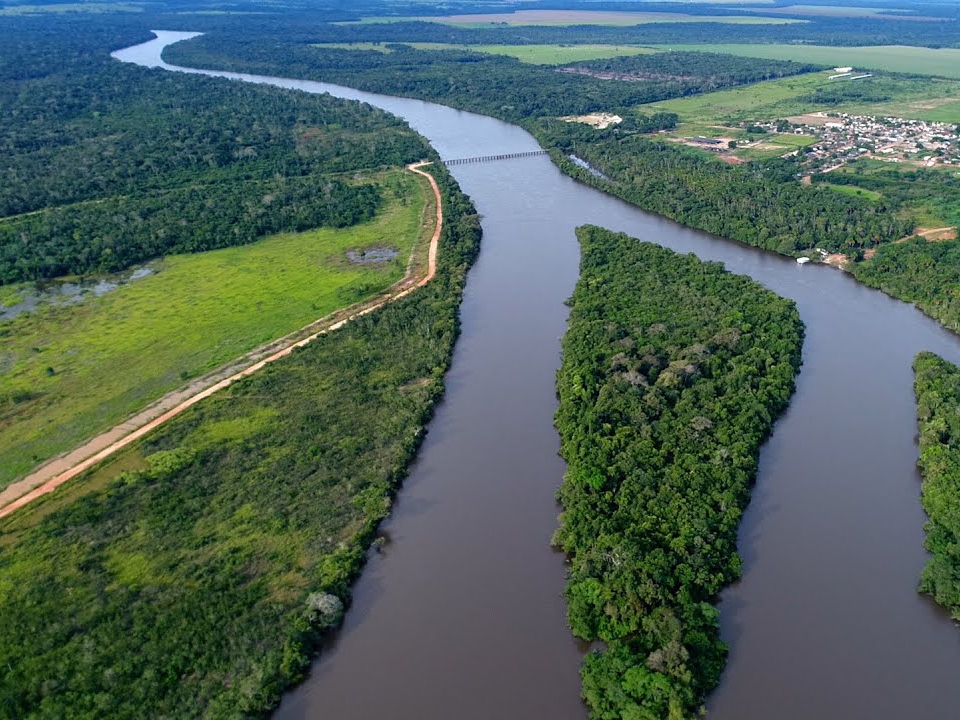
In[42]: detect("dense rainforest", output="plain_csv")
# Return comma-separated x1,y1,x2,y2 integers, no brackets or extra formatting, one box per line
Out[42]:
913,352,960,617
0,19,433,283
157,12,960,52
0,165,481,720
555,226,803,719
538,123,912,255
164,39,817,122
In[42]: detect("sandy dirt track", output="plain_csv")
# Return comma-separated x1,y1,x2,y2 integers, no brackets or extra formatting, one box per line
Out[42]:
0,162,443,520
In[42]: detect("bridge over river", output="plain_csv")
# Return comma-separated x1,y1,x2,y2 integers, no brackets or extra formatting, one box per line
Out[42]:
443,150,549,166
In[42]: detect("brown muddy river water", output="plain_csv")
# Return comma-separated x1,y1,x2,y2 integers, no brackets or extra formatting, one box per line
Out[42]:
117,33,960,720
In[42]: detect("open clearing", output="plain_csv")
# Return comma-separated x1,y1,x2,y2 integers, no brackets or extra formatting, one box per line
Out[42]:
639,72,960,125
656,44,960,80
0,169,431,491
348,10,805,26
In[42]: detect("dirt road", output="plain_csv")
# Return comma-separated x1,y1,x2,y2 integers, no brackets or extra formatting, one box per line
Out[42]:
0,162,443,520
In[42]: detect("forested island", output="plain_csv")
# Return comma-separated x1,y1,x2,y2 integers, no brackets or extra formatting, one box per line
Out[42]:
913,352,960,616
555,226,803,718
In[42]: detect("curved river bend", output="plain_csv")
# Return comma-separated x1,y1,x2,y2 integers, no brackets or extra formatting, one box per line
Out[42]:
116,33,960,720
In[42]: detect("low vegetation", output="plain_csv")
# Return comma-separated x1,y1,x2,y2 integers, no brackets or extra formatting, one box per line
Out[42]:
555,226,803,718
0,166,481,720
0,169,431,491
913,352,960,617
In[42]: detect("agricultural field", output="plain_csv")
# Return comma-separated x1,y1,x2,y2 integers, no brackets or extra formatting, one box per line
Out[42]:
0,169,432,491
346,10,805,26
640,72,960,125
657,44,960,80
315,42,660,64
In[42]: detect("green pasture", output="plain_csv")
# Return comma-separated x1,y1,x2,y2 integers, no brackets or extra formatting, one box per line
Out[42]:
640,71,960,125
819,182,884,201
0,169,430,491
656,44,960,80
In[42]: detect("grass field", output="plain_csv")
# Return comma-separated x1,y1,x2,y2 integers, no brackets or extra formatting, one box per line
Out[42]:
346,10,805,26
315,42,659,64
820,182,884,201
640,71,960,125
657,44,960,80
0,169,431,491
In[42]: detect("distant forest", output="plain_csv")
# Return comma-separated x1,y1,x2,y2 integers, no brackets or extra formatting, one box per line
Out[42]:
165,39,818,122
0,19,433,283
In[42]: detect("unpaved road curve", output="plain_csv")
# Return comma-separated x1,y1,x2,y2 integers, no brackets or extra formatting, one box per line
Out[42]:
0,162,443,520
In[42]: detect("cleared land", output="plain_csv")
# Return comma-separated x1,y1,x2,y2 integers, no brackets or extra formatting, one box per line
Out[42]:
348,10,805,26
657,44,960,80
0,169,430,491
640,73,960,124
316,43,660,64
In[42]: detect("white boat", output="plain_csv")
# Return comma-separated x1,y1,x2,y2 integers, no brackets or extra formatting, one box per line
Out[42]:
797,257,811,265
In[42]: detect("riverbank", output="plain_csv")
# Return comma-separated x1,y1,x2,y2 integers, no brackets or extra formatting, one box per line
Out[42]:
0,163,479,718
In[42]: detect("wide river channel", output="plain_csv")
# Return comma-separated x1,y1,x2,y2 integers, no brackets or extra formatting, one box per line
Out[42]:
117,32,960,719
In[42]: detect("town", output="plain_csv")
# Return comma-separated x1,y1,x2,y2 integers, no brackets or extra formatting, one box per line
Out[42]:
753,112,960,172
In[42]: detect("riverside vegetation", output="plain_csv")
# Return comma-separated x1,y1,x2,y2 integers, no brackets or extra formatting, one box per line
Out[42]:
555,226,803,719
913,352,960,617
0,165,481,719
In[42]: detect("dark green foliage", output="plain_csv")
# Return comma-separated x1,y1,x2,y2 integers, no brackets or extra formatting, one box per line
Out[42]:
555,226,803,718
913,352,960,616
854,239,960,332
164,39,816,124
166,13,960,53
571,51,818,88
0,166,480,720
537,125,911,254
0,21,433,283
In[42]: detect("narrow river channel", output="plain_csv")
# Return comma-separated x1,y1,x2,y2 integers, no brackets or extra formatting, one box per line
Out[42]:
116,33,960,719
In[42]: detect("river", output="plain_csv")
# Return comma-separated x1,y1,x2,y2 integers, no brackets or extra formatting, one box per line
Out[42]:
116,32,960,720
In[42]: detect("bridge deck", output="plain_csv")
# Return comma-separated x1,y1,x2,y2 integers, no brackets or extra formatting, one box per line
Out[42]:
444,150,549,166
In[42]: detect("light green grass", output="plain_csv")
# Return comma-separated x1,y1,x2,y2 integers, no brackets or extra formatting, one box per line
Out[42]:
314,42,660,64
643,73,834,123
641,71,960,124
656,44,960,80
0,169,430,490
819,182,884,201
343,10,804,26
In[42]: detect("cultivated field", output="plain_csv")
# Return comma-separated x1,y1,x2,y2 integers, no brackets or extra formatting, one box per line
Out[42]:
640,71,960,125
0,170,432,490
349,10,805,26
658,44,960,80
